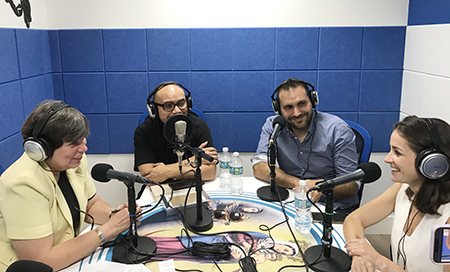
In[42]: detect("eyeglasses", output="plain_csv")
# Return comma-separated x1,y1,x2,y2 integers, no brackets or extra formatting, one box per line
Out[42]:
213,209,246,222
153,99,187,112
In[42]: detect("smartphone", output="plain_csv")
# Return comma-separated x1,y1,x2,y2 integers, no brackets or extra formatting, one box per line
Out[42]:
431,225,450,264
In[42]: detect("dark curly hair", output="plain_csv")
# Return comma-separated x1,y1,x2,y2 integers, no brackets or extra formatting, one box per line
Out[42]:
393,115,450,215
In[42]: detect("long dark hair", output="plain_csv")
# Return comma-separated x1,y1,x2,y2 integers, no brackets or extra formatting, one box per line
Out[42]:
393,115,450,215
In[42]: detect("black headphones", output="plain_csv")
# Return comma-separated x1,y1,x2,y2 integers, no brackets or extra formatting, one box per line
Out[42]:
416,118,450,179
271,78,319,115
23,103,70,162
146,81,193,119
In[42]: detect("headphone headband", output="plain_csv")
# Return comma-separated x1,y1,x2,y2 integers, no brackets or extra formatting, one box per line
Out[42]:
147,81,191,104
32,103,70,139
422,118,441,151
271,78,318,114
146,81,193,119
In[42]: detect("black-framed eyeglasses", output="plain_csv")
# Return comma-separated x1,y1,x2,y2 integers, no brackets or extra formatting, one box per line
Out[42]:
153,99,187,112
213,209,246,222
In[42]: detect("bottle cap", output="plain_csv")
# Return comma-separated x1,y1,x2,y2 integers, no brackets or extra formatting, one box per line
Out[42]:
299,179,306,186
233,152,239,157
222,147,229,152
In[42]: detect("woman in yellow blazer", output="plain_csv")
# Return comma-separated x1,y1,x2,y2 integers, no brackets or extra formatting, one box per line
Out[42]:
0,100,137,272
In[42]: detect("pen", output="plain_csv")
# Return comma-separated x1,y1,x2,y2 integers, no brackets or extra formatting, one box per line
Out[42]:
109,208,122,218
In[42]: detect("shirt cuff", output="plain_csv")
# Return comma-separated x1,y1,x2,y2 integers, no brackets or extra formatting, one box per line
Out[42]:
251,154,267,167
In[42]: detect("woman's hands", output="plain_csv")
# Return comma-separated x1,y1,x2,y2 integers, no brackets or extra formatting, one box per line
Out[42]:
100,203,143,241
345,234,382,272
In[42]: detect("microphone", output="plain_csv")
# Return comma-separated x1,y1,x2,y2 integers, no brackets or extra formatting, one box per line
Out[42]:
269,115,287,144
91,163,153,184
175,119,187,172
313,162,382,192
91,163,158,263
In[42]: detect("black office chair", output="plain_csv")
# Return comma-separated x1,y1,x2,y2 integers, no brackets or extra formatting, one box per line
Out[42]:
344,120,373,207
138,107,205,125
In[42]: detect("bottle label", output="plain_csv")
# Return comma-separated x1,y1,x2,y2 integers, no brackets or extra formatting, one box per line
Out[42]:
229,166,243,175
295,198,311,209
219,161,230,169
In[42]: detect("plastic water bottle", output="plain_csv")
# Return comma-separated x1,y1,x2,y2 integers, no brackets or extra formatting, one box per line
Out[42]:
219,147,231,188
295,180,312,234
229,152,243,195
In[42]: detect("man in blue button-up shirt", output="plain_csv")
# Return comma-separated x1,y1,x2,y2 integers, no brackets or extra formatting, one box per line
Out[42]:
252,78,359,214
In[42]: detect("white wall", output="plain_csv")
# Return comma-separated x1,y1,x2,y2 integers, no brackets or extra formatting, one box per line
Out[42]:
0,0,49,28
1,0,408,29
401,24,450,123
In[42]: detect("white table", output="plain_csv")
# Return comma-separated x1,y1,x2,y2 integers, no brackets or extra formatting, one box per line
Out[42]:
64,177,349,272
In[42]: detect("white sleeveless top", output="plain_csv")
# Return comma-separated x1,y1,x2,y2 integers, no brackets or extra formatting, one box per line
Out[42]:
391,184,450,272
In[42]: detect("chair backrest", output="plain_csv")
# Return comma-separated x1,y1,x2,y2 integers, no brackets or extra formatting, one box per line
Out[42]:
138,107,205,125
344,120,373,206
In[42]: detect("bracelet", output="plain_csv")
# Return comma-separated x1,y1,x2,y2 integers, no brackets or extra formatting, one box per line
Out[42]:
93,227,106,245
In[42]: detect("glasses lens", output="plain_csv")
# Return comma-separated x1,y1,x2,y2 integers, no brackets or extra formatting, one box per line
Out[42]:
162,102,175,111
228,211,242,221
213,209,227,219
176,99,187,109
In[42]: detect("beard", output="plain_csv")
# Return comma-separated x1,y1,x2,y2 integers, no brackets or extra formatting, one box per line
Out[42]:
286,111,312,132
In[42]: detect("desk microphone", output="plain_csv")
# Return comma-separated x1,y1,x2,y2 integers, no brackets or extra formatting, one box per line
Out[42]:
90,163,157,264
163,114,213,232
313,161,382,192
304,162,382,272
91,163,156,185
257,115,289,202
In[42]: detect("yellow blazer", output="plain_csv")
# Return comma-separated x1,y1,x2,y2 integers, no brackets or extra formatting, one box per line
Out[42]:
0,153,96,271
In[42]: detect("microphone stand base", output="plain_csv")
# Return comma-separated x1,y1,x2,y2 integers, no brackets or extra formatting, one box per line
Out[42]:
112,235,157,264
183,205,213,232
304,245,351,272
257,185,289,202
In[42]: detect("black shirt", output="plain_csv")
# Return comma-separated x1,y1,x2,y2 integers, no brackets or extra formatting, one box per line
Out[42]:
133,112,214,171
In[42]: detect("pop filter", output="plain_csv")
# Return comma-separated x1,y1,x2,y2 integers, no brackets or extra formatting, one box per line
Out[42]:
163,114,193,144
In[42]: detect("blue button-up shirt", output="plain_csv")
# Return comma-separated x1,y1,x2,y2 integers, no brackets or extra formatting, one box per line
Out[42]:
251,111,359,210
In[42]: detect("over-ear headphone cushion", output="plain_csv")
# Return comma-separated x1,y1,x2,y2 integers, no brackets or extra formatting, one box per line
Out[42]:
272,99,280,115
310,90,319,108
23,136,54,162
147,102,157,119
416,149,450,179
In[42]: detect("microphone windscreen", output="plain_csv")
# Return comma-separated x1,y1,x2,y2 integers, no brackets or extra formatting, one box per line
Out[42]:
273,115,287,129
91,163,114,182
163,114,193,144
357,162,382,183
6,260,53,272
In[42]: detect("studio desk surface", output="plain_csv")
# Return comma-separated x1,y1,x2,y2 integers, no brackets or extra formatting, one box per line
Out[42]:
64,177,347,272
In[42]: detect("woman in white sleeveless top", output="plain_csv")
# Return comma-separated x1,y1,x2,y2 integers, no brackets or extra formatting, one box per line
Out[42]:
343,116,450,272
